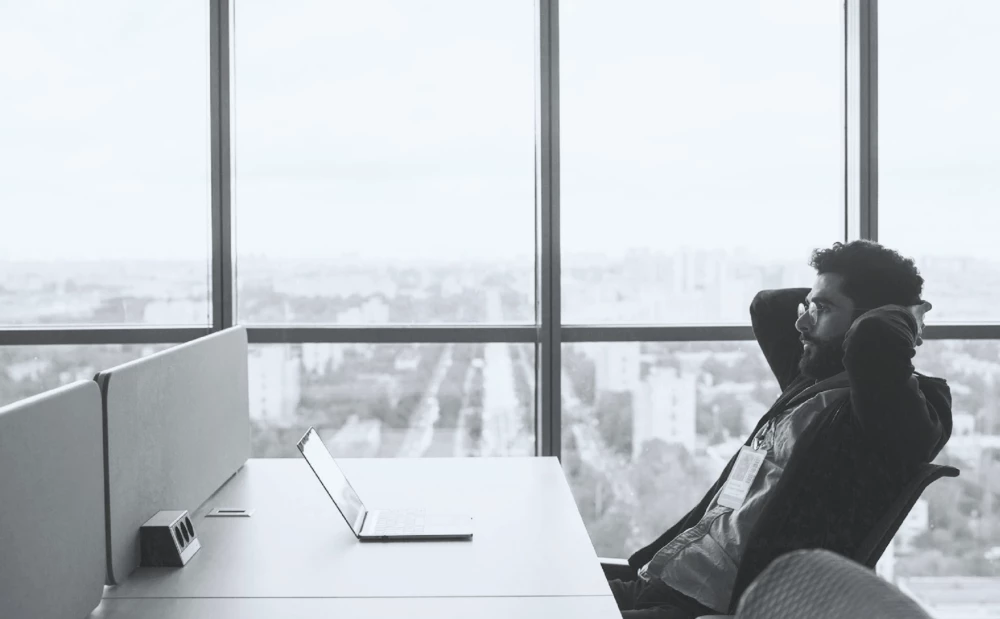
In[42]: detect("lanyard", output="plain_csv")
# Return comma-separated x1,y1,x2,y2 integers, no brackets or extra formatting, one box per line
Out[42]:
752,417,775,452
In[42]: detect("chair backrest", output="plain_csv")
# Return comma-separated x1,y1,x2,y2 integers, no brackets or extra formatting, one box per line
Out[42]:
735,549,932,619
854,463,960,567
696,462,960,618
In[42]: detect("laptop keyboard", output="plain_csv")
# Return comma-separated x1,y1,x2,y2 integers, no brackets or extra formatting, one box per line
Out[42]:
372,508,426,535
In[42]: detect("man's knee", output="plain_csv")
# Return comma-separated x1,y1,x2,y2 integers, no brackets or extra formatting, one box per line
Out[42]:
608,578,644,611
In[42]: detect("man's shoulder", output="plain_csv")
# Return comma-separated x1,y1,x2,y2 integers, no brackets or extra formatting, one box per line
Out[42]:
913,372,951,402
913,371,949,389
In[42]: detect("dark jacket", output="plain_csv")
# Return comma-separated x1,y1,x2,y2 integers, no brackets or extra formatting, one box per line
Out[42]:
627,288,953,613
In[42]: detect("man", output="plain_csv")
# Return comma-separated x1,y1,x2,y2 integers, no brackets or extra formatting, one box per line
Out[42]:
609,240,953,618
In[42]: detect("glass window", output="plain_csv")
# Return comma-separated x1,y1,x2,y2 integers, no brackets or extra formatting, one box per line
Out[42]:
561,341,778,557
233,0,535,325
560,0,844,324
879,0,1000,323
0,1,211,326
0,345,170,407
562,338,1000,612
249,343,534,458
881,340,1000,612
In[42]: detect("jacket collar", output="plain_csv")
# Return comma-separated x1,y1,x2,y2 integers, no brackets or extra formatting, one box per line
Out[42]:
746,371,851,446
784,371,850,409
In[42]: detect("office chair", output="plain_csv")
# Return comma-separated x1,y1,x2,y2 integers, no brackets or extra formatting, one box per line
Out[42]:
703,548,934,618
853,463,959,568
600,463,960,614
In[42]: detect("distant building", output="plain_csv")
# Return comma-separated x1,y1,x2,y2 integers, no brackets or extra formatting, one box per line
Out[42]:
674,350,712,375
946,434,1000,470
272,270,398,300
896,499,930,553
337,296,390,324
248,347,301,422
740,398,768,437
633,366,697,458
780,261,816,289
0,290,102,322
703,438,745,479
327,415,382,457
953,412,976,437
441,275,463,297
58,366,96,385
394,347,420,372
875,536,895,582
6,358,51,381
594,343,641,393
143,299,206,324
897,577,1000,619
301,343,342,375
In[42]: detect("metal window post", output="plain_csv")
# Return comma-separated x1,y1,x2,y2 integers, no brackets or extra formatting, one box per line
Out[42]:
210,0,235,331
536,0,561,458
859,0,878,242
846,0,878,242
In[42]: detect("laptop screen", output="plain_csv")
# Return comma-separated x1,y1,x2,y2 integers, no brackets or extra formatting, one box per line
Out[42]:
297,428,367,536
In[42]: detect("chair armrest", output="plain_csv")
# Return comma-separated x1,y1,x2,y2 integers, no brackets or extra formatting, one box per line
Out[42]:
599,557,637,581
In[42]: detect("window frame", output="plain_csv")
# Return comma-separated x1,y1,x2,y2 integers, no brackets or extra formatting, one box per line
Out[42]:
4,0,1000,459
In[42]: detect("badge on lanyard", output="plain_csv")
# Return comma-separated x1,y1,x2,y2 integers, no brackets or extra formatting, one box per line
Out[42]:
717,446,767,510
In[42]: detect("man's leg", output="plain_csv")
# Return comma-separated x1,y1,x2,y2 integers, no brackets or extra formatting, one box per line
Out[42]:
607,579,702,619
608,578,646,611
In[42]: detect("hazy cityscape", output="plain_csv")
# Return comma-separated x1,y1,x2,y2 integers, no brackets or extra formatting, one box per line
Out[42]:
2,249,1000,619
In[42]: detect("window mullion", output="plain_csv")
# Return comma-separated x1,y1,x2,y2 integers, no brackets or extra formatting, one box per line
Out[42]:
536,0,561,459
210,0,234,331
846,0,878,242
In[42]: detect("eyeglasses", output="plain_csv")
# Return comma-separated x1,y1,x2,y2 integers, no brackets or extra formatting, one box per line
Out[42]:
797,301,877,324
797,302,825,323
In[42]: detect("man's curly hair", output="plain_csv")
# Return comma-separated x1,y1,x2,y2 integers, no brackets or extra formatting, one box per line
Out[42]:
809,240,924,311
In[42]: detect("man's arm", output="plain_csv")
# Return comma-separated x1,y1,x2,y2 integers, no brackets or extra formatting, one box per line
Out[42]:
750,288,809,392
843,306,950,463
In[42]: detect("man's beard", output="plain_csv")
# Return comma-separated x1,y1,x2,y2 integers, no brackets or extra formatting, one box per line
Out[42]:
798,334,846,380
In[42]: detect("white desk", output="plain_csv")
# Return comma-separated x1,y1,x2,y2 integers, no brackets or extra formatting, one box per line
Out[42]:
91,596,622,619
103,458,614,600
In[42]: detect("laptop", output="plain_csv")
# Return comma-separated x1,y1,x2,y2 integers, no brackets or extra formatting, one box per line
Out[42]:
296,427,473,541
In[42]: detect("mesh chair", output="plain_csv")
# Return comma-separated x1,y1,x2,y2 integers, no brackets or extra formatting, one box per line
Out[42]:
717,549,933,618
854,463,959,568
599,463,959,617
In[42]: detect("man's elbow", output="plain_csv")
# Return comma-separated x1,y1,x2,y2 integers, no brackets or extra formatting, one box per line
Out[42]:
749,289,774,320
920,383,953,460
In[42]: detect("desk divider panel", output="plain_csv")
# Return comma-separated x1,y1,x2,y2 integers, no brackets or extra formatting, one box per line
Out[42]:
99,326,250,585
0,381,106,619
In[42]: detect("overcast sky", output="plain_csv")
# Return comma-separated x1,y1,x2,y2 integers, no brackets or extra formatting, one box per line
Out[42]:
1,0,997,264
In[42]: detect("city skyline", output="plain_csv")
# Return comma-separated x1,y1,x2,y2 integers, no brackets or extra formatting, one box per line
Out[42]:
2,253,999,618
4,248,1000,326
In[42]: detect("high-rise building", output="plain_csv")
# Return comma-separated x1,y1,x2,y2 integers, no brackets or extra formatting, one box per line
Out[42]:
142,298,206,324
301,343,343,375
875,537,896,583
594,342,642,394
896,498,930,553
953,412,976,437
633,366,697,458
248,346,301,422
